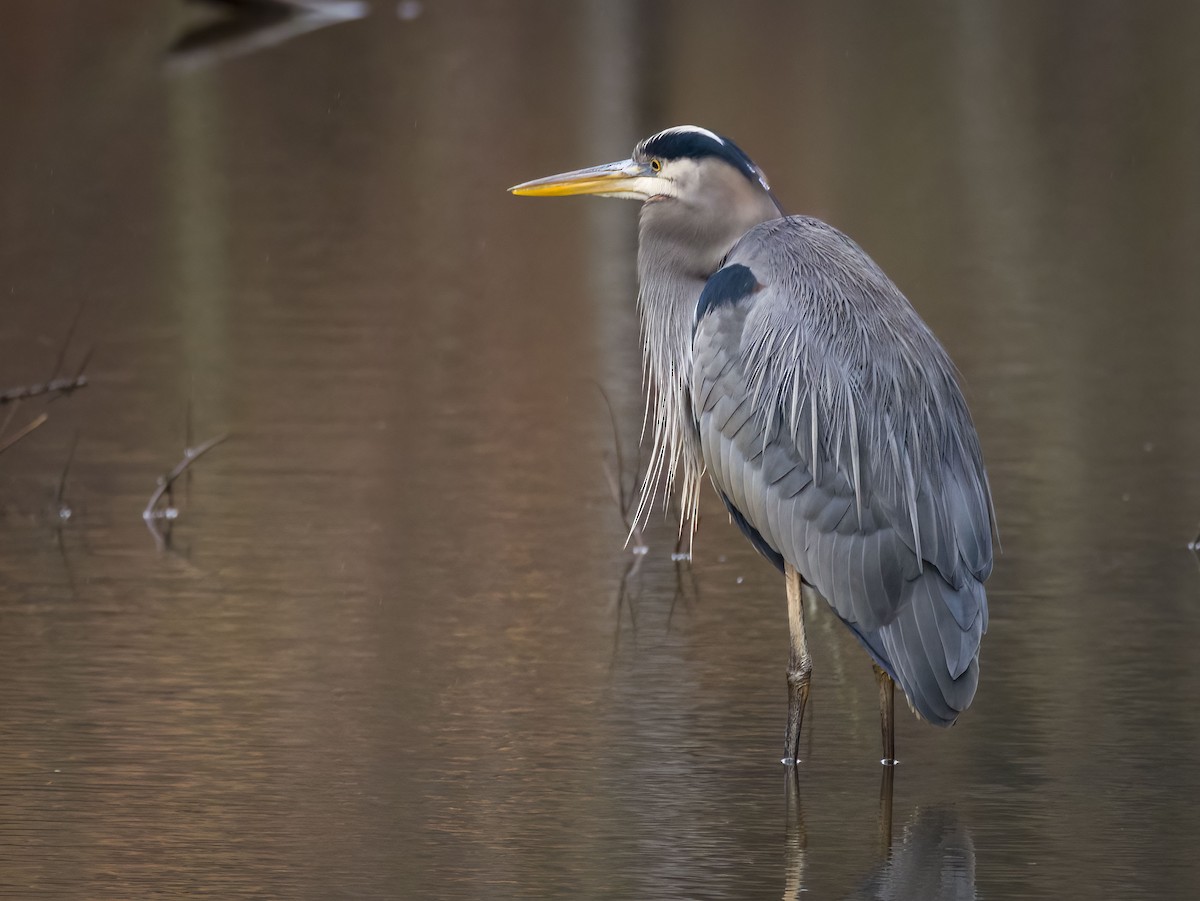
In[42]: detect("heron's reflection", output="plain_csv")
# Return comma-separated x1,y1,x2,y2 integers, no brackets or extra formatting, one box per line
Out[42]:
785,769,977,900
168,0,368,74
845,806,976,900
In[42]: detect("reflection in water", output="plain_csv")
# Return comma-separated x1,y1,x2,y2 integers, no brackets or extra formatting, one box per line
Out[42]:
845,808,976,901
168,0,368,74
601,384,702,657
609,540,700,663
785,769,976,901
783,769,809,900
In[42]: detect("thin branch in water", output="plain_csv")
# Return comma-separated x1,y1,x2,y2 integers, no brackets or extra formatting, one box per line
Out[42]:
667,552,701,633
183,396,194,507
71,344,94,381
47,346,95,408
594,384,629,518
0,397,20,442
0,412,48,456
143,432,230,550
1189,524,1200,553
55,524,79,600
0,375,89,406
2,307,92,414
593,382,647,551
609,551,645,665
186,397,194,450
53,436,81,599
56,431,79,519
49,299,87,381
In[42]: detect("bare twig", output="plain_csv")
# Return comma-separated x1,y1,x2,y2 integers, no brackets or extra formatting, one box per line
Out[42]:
594,384,629,518
0,375,89,405
1,307,92,426
56,432,79,516
0,412,49,456
667,526,700,629
48,346,94,408
0,397,20,442
70,344,94,381
49,300,87,381
593,382,648,551
143,432,230,550
183,396,194,507
609,551,645,665
55,525,78,599
49,432,80,596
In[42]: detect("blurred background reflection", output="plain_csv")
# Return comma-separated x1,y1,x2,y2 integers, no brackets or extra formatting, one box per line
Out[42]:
1,2,1199,898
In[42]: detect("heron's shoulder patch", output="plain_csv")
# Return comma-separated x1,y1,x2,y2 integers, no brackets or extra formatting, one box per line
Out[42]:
695,264,762,326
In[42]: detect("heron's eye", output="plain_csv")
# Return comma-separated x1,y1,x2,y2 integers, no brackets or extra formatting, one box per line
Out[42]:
650,159,662,173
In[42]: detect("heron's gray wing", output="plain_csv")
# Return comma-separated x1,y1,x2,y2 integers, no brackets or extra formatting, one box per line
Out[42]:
738,218,993,592
691,218,991,724
692,269,916,634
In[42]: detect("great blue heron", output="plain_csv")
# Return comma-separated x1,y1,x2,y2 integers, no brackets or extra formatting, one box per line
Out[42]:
511,126,993,765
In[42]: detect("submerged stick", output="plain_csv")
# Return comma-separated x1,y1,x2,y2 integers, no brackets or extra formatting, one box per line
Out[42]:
143,432,230,549
49,300,87,382
56,432,79,518
0,375,89,406
0,415,48,458
2,300,92,407
0,397,20,441
593,382,647,551
0,412,48,456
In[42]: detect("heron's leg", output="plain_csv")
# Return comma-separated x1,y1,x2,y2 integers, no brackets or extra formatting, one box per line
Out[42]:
783,564,811,765
874,664,897,766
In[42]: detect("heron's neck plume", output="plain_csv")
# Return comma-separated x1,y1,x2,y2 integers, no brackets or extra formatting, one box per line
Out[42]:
632,192,779,540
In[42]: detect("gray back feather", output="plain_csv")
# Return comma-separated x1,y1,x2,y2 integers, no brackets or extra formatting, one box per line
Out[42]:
690,216,994,723
731,217,994,588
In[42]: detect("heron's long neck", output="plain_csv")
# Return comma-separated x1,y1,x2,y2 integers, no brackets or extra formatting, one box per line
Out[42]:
632,192,780,535
636,226,711,416
632,219,734,534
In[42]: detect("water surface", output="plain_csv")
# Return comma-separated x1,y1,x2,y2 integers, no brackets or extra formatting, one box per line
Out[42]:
2,2,1200,898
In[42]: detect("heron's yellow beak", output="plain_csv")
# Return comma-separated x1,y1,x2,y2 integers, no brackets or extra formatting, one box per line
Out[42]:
509,158,654,199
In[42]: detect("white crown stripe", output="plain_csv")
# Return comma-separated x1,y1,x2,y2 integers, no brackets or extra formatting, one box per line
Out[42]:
652,125,726,145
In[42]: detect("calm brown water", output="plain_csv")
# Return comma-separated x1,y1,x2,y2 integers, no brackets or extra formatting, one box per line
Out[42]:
2,2,1200,898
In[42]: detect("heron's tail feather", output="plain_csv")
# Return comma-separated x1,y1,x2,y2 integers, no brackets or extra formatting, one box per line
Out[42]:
875,570,986,727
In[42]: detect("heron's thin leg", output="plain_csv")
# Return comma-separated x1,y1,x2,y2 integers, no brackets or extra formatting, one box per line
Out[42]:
783,564,811,764
874,664,896,766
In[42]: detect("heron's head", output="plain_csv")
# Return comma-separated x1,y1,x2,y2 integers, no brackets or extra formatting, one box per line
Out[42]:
512,126,783,277
510,125,782,224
